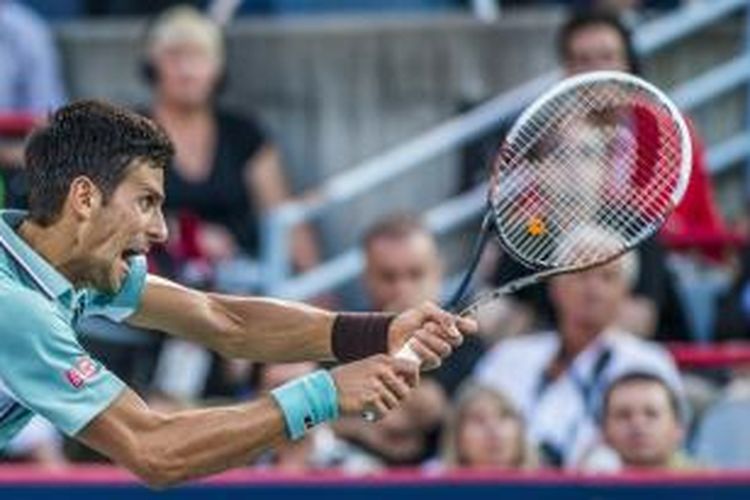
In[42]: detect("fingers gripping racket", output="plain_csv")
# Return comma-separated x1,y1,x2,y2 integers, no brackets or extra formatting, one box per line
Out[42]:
398,70,692,366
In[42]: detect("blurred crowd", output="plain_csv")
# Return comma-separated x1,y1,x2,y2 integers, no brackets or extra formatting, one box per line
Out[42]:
2,0,750,477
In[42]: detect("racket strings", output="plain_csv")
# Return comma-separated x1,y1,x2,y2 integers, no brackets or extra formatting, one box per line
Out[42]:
498,117,636,265
492,79,685,269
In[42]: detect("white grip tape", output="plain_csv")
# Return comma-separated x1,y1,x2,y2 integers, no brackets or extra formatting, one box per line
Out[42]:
394,341,421,364
361,340,421,422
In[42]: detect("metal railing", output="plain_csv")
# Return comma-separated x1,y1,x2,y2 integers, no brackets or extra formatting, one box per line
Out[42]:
261,0,750,301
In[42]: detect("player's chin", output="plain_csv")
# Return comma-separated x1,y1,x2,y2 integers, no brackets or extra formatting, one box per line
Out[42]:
99,262,126,293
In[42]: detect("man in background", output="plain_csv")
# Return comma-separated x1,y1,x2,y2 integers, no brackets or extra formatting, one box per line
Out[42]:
469,10,692,340
580,371,693,471
474,232,683,467
334,214,486,465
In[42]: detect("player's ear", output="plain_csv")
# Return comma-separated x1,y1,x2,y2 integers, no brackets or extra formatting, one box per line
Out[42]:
68,176,103,220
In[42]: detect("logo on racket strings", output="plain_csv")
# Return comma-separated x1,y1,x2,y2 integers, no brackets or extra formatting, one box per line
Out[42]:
527,216,546,236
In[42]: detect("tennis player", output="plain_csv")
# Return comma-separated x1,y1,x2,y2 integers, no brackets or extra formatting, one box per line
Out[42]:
0,101,475,487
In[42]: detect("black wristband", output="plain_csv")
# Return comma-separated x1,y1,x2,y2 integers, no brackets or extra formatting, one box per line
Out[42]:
331,313,395,362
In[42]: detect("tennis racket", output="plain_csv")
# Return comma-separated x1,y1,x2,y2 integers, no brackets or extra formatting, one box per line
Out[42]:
363,70,692,421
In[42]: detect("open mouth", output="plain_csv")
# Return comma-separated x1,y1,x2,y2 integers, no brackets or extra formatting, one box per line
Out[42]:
121,249,141,260
120,246,149,262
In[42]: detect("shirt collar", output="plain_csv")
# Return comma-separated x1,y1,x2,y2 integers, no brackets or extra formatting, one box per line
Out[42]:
0,209,77,306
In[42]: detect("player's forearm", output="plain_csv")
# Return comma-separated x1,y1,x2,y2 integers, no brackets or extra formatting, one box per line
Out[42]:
131,276,399,364
200,293,336,361
82,393,287,489
130,277,336,362
138,397,286,487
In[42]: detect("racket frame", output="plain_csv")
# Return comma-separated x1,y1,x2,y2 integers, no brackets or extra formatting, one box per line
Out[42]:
486,70,692,294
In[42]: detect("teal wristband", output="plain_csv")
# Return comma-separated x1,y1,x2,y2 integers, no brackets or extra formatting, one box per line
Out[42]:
270,370,340,440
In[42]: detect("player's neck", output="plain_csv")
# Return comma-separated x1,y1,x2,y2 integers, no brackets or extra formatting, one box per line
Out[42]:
17,219,81,286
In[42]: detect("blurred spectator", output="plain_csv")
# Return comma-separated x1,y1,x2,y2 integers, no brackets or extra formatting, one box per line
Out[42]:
16,0,84,20
0,1,66,113
364,213,442,313
474,233,683,468
468,11,694,340
714,241,750,341
552,13,727,258
141,5,319,281
363,214,486,396
1,416,65,467
0,1,67,207
128,5,323,406
580,371,694,471
334,214,484,466
437,383,538,470
692,378,750,469
560,11,730,342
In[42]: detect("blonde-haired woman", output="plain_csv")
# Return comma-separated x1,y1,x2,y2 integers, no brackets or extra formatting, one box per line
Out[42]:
439,383,538,470
142,5,319,275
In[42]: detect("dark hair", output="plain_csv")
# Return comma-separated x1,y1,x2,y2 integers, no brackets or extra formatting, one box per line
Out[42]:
24,100,174,226
362,213,432,250
557,11,641,75
602,371,682,423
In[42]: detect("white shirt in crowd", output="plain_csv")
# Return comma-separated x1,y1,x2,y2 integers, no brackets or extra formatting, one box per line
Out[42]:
473,328,683,467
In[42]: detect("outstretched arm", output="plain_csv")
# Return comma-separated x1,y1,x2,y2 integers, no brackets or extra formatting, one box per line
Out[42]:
78,355,418,489
128,275,335,361
128,275,476,366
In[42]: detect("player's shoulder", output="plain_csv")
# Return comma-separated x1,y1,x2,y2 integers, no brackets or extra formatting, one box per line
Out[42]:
0,276,59,327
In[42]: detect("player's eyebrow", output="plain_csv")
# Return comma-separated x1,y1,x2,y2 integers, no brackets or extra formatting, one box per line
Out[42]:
141,186,165,203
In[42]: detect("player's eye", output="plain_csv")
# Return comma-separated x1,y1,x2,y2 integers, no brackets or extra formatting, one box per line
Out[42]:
138,196,155,212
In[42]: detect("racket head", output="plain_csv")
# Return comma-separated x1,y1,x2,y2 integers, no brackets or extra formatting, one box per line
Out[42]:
489,70,692,274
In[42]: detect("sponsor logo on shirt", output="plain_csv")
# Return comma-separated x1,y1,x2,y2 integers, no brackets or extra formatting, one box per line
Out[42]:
65,356,99,389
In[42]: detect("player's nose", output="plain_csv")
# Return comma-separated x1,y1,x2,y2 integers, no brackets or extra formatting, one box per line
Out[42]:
148,209,169,244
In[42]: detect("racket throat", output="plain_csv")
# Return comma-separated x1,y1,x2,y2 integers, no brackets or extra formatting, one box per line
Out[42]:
460,268,559,318
444,211,495,311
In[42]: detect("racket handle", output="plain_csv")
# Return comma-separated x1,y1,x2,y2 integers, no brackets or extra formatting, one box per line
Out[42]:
361,340,421,422
393,341,422,364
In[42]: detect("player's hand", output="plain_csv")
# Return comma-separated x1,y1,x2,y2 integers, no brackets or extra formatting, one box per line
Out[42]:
388,301,478,370
330,354,419,420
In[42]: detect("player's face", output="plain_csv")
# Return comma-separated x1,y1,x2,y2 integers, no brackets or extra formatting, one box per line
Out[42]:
82,161,167,293
457,396,524,468
365,233,442,313
564,25,630,75
549,257,628,332
153,42,221,109
604,381,683,468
